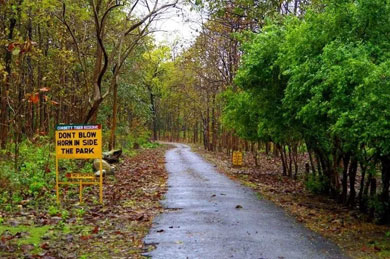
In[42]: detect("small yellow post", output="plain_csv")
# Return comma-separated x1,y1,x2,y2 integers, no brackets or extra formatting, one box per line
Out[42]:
232,151,243,167
56,158,60,203
99,158,103,204
79,179,83,203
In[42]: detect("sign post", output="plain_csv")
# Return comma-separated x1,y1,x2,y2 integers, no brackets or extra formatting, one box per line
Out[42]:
55,124,103,204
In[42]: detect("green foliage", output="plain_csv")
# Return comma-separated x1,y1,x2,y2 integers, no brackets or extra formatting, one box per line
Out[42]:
141,142,161,149
220,89,260,141
305,175,330,194
0,225,50,246
0,139,54,202
48,205,60,217
223,0,390,222
368,195,390,223
75,208,86,218
120,129,151,152
0,138,93,210
61,209,70,220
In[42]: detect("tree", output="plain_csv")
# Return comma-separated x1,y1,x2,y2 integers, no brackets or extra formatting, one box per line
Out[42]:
139,45,172,141
82,0,179,123
224,0,390,221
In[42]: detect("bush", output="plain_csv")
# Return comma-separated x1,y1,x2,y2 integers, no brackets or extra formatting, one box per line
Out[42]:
141,142,160,149
0,137,93,209
368,195,390,224
305,174,330,194
0,139,54,202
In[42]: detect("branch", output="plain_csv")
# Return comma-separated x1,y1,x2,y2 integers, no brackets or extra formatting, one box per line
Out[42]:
127,0,140,18
90,0,109,93
100,2,122,37
102,28,151,99
55,3,88,91
124,0,178,37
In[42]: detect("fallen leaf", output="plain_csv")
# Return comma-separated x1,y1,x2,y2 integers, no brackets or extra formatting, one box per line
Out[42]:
41,243,50,250
80,235,92,241
92,225,99,234
29,93,39,104
7,43,15,52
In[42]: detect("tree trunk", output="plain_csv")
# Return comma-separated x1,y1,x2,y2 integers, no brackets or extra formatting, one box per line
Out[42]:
265,142,270,155
308,150,316,175
369,178,377,220
279,145,287,176
148,86,157,141
109,80,118,149
380,156,390,223
341,154,350,204
347,157,358,207
292,144,299,179
358,162,367,211
0,16,16,149
288,145,293,177
210,93,216,151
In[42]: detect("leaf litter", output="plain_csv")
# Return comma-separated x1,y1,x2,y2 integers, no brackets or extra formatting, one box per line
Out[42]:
0,145,170,259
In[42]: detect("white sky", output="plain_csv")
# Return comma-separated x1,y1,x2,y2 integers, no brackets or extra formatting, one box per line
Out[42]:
135,1,205,50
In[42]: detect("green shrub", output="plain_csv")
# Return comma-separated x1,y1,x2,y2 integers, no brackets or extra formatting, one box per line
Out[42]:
368,195,390,223
61,209,69,220
141,142,160,149
305,174,330,194
48,205,60,216
0,138,89,209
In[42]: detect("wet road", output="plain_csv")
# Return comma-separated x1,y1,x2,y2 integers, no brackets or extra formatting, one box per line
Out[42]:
143,144,347,259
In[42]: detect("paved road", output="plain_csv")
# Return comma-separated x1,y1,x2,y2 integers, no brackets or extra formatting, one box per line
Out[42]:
143,144,347,259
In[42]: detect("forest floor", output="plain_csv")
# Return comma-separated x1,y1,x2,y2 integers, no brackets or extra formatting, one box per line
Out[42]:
0,145,170,259
191,145,390,259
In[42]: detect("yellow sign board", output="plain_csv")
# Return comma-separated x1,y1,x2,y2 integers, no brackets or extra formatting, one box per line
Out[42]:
55,124,103,204
56,124,102,159
232,151,243,166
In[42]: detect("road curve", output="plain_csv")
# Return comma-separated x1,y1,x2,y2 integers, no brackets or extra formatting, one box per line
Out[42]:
143,143,347,259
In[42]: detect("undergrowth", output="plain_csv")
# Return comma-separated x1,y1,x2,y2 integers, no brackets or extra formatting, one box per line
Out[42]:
0,133,158,212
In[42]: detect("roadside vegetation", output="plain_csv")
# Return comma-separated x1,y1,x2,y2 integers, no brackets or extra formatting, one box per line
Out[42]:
0,145,168,258
2,0,390,258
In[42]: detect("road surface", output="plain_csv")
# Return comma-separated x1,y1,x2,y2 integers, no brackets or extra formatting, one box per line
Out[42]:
143,144,347,259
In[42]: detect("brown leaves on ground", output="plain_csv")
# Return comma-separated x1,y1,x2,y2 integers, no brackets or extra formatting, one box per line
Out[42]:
0,146,170,259
193,145,390,259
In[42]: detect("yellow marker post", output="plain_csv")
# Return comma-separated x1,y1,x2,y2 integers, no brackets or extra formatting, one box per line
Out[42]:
99,158,103,204
55,124,103,204
56,158,59,203
232,151,243,167
79,179,83,203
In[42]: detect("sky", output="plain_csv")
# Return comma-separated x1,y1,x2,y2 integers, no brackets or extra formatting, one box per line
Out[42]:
143,1,205,50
